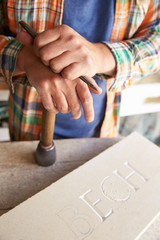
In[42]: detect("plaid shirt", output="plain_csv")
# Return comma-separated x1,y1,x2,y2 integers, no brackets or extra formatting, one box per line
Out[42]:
0,0,160,140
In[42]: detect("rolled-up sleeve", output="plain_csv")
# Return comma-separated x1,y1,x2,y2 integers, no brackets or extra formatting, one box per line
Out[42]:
0,37,23,91
105,20,160,92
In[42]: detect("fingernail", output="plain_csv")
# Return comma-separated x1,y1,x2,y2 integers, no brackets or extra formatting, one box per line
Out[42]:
71,112,81,119
87,116,94,122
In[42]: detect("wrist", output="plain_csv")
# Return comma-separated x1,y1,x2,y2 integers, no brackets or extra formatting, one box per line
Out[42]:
13,47,25,76
14,46,34,76
94,43,116,76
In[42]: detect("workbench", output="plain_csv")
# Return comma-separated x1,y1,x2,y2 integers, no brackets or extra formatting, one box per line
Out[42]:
0,137,121,217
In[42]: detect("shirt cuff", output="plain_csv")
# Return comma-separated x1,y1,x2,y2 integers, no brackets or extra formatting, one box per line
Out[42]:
102,41,134,92
0,38,23,92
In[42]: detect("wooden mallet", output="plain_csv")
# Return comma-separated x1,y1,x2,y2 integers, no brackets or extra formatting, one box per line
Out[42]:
35,107,56,166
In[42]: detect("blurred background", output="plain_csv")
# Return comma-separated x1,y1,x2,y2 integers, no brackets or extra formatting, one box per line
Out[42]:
119,71,160,146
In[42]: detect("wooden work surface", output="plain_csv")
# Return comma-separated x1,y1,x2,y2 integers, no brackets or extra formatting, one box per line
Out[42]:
0,137,121,217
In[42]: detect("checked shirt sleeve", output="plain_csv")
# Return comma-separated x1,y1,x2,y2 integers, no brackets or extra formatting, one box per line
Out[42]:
0,37,23,91
106,23,160,92
0,0,23,92
102,3,160,92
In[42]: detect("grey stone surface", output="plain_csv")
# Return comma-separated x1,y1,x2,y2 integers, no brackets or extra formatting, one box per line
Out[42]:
0,137,121,216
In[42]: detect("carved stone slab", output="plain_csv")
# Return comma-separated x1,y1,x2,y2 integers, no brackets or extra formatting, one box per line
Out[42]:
0,132,160,240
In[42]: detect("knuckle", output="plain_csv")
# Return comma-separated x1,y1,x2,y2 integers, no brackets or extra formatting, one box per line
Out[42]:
61,69,72,80
39,48,48,62
81,94,93,105
60,24,71,35
60,25,78,44
79,45,86,55
41,98,53,112
77,46,93,67
50,61,60,73
44,104,53,112
70,103,80,112
40,80,50,91
84,54,93,67
59,105,68,113
68,35,79,46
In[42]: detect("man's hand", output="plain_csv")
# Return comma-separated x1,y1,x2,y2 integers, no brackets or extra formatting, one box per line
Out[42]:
17,24,116,80
14,44,102,122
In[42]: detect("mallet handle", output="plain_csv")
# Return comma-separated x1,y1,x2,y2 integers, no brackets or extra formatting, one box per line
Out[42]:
41,107,56,147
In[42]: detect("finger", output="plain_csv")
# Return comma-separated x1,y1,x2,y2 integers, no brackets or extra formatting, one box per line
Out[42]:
61,62,82,80
52,91,69,114
34,27,61,56
17,32,34,46
49,47,95,75
61,61,97,82
76,81,94,122
37,40,66,66
40,93,58,113
34,25,73,49
35,30,78,66
63,87,81,119
49,51,77,73
60,52,94,80
34,25,76,59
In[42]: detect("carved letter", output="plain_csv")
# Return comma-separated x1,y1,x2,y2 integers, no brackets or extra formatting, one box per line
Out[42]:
57,205,94,239
79,189,113,223
100,176,131,202
113,161,148,192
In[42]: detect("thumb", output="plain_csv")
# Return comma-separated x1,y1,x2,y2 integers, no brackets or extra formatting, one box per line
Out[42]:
17,31,34,46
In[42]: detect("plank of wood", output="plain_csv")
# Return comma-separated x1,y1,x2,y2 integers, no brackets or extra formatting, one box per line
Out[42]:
0,133,160,239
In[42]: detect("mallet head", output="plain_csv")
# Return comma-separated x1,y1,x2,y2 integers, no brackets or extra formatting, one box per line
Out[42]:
35,141,56,167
